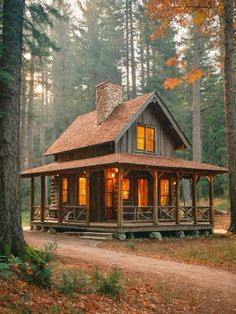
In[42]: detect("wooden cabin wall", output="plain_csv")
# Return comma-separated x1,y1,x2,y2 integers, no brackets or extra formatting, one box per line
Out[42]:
116,103,176,157
57,142,115,162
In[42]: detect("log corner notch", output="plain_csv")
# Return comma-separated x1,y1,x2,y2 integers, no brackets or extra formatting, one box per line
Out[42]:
117,167,124,227
58,175,63,223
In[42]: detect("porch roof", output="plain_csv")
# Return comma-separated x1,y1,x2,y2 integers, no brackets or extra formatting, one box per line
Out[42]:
21,153,228,177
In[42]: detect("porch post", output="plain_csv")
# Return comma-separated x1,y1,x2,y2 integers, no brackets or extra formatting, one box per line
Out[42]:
30,176,35,222
86,171,90,225
192,174,198,224
209,175,214,225
40,175,45,222
175,174,180,224
117,167,123,226
153,169,158,225
58,176,63,223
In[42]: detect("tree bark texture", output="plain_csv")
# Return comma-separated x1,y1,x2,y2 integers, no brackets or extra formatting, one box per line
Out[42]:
129,0,136,98
0,0,25,254
223,0,236,232
192,26,202,163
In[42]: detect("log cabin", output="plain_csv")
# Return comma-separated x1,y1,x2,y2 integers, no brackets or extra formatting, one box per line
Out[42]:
22,81,227,237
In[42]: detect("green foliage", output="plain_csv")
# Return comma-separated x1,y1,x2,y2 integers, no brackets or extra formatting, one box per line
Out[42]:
127,239,137,251
57,269,90,295
92,267,124,299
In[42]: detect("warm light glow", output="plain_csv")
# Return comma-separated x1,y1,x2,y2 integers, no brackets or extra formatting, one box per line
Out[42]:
115,168,118,173
78,177,87,205
137,125,145,150
138,178,148,206
122,178,130,200
62,178,68,203
160,179,169,206
105,169,114,208
147,127,155,152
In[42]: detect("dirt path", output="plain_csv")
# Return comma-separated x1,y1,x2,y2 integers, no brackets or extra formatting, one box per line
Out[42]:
25,231,236,312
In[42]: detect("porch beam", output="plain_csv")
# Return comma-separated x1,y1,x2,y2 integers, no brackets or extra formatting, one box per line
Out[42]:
117,168,124,227
58,176,63,223
175,174,180,225
86,171,90,225
30,177,35,222
209,175,214,225
151,169,158,225
40,175,45,222
192,174,198,224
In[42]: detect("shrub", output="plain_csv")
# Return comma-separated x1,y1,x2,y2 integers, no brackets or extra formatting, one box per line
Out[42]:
57,269,90,295
92,267,123,299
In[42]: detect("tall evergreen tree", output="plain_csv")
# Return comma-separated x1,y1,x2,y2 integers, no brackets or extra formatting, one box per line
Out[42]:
0,0,25,254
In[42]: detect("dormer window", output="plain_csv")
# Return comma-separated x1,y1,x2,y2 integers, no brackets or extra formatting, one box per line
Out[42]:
136,125,155,153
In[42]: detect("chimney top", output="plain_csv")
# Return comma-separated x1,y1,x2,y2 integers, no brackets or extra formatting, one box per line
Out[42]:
96,81,123,125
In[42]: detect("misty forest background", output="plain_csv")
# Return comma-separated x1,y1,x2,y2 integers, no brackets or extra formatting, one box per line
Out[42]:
19,0,227,210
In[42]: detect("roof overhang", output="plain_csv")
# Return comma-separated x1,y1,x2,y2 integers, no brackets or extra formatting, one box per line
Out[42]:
21,153,228,178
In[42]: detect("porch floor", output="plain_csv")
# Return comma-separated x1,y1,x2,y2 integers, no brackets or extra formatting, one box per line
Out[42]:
31,220,213,233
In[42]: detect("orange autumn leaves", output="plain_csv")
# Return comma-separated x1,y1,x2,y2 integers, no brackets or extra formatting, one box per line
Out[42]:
147,0,224,89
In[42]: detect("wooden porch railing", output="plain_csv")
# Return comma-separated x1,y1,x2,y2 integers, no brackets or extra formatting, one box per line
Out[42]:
179,206,194,222
197,206,211,222
123,206,154,222
63,206,86,222
158,206,176,221
33,206,50,220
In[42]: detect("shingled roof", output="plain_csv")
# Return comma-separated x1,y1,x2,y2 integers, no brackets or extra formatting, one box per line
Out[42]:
45,92,190,156
21,153,227,177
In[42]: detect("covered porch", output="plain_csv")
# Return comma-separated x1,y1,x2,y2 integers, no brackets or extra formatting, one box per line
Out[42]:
21,153,227,233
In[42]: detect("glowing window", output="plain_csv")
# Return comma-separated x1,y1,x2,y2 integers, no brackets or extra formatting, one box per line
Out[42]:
62,178,68,203
137,125,145,150
137,125,155,152
138,178,148,207
105,169,114,208
147,127,155,152
160,179,169,206
78,177,87,206
122,178,130,200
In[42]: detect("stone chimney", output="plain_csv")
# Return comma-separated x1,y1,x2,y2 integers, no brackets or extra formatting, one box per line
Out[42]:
96,81,123,125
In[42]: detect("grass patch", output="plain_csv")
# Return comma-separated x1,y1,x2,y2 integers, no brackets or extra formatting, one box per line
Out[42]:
92,267,124,299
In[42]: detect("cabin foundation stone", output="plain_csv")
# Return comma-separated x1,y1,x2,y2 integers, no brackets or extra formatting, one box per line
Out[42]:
150,231,162,240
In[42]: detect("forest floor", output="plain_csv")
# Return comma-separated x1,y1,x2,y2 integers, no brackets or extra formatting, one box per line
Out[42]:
1,213,235,313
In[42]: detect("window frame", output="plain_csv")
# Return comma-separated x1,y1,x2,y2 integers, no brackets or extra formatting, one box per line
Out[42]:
78,176,87,206
122,177,130,201
159,179,170,206
62,177,68,204
136,124,156,154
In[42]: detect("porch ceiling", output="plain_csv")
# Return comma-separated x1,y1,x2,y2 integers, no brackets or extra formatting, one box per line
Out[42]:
21,153,228,178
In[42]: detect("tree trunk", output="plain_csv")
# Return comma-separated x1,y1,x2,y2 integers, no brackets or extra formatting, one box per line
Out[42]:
192,26,201,163
223,0,236,232
20,69,27,169
27,53,35,168
129,0,136,98
125,0,130,99
0,0,25,254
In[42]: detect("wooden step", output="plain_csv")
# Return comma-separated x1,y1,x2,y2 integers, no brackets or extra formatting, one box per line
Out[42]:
79,235,111,241
80,232,113,241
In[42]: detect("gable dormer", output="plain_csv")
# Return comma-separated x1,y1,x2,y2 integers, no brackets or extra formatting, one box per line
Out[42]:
44,84,189,162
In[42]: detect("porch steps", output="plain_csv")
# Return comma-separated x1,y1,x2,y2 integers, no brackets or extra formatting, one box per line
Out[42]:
79,232,113,241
